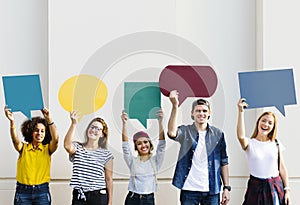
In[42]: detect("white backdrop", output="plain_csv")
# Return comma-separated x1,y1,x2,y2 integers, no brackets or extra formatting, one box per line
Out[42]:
2,0,299,204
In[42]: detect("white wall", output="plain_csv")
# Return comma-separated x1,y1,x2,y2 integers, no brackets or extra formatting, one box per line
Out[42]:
259,0,300,202
0,0,48,204
1,0,298,204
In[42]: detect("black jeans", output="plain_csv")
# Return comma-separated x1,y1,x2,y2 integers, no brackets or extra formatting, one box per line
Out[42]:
72,189,108,205
124,191,155,205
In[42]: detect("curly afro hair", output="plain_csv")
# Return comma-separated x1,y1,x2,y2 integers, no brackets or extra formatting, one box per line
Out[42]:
21,117,52,145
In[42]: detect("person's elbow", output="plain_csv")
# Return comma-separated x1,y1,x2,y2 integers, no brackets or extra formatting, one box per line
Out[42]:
167,130,177,138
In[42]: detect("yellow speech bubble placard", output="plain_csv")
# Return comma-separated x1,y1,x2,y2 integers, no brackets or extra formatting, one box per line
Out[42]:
58,74,108,121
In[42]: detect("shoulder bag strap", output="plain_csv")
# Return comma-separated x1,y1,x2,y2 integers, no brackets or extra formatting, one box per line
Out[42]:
275,139,280,171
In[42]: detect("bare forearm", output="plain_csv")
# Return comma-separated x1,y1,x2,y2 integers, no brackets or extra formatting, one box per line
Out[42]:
10,121,22,152
106,178,113,205
280,161,290,188
64,123,76,154
48,123,59,154
237,111,248,149
221,165,229,185
158,120,165,140
168,106,178,137
122,122,128,141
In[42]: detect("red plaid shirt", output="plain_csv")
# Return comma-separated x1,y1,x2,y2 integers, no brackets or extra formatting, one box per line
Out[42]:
242,175,285,205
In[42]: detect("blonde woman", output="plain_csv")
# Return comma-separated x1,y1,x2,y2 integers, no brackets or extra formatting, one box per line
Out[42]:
237,99,291,205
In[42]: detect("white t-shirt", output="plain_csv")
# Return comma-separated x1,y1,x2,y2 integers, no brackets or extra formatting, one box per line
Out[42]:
246,138,284,179
182,130,209,191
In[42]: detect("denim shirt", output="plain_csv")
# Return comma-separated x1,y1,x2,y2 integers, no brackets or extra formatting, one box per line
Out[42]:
169,123,228,194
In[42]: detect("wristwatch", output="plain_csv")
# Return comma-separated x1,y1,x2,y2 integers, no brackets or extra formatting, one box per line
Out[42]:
223,185,231,192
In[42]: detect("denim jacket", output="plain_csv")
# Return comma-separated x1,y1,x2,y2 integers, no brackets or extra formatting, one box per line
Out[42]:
169,123,228,194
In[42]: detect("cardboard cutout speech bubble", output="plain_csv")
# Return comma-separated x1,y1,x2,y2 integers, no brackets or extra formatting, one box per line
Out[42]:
58,75,108,121
2,74,44,120
124,82,161,128
159,65,218,106
238,68,297,116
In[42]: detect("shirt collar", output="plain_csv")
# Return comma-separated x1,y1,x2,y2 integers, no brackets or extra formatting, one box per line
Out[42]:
27,143,44,151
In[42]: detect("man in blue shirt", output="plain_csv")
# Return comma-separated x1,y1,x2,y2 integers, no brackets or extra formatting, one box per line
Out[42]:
167,90,230,205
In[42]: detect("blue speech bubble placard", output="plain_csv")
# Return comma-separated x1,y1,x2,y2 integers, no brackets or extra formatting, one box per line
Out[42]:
2,74,44,119
238,68,297,116
124,82,161,128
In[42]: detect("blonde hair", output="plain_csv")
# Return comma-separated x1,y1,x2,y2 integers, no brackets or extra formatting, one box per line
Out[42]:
251,111,277,141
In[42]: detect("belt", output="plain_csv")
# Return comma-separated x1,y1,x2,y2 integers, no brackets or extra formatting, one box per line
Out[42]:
129,191,154,199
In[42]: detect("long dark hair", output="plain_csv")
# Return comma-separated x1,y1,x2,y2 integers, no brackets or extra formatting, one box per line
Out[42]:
21,117,52,145
83,117,108,149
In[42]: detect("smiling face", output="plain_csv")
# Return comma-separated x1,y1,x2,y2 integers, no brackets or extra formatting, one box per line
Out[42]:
135,137,152,156
87,121,103,141
257,114,275,136
251,112,277,141
191,104,211,125
32,123,46,144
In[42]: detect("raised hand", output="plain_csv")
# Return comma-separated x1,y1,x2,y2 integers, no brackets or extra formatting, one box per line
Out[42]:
4,106,14,122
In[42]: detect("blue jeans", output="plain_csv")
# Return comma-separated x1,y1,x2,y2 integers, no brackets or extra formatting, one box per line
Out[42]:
124,191,155,205
14,182,51,205
180,190,220,205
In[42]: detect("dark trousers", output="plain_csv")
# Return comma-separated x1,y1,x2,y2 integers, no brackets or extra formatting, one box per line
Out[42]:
72,189,108,205
180,190,220,205
124,191,155,205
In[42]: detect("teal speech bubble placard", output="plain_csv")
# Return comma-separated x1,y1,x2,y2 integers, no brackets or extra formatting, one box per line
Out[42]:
2,74,44,119
124,82,161,128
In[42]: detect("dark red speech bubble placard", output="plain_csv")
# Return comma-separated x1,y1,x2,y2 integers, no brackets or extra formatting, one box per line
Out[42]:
159,65,218,106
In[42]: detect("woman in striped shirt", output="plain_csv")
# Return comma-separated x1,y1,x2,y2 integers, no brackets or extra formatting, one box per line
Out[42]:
64,111,114,205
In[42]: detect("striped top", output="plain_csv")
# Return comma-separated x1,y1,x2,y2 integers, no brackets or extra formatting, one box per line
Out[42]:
69,142,113,192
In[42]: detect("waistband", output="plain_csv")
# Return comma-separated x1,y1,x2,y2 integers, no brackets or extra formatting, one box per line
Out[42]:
250,175,281,181
129,191,154,199
17,182,49,189
73,188,107,201
73,188,107,194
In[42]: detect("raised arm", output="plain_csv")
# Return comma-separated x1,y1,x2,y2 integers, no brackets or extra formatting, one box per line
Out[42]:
167,90,179,138
42,108,59,155
157,108,165,140
121,110,129,142
4,106,23,152
237,99,249,150
64,111,77,155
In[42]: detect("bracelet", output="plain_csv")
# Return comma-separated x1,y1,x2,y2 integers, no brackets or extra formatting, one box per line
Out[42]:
284,187,291,191
48,122,54,125
10,124,16,129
